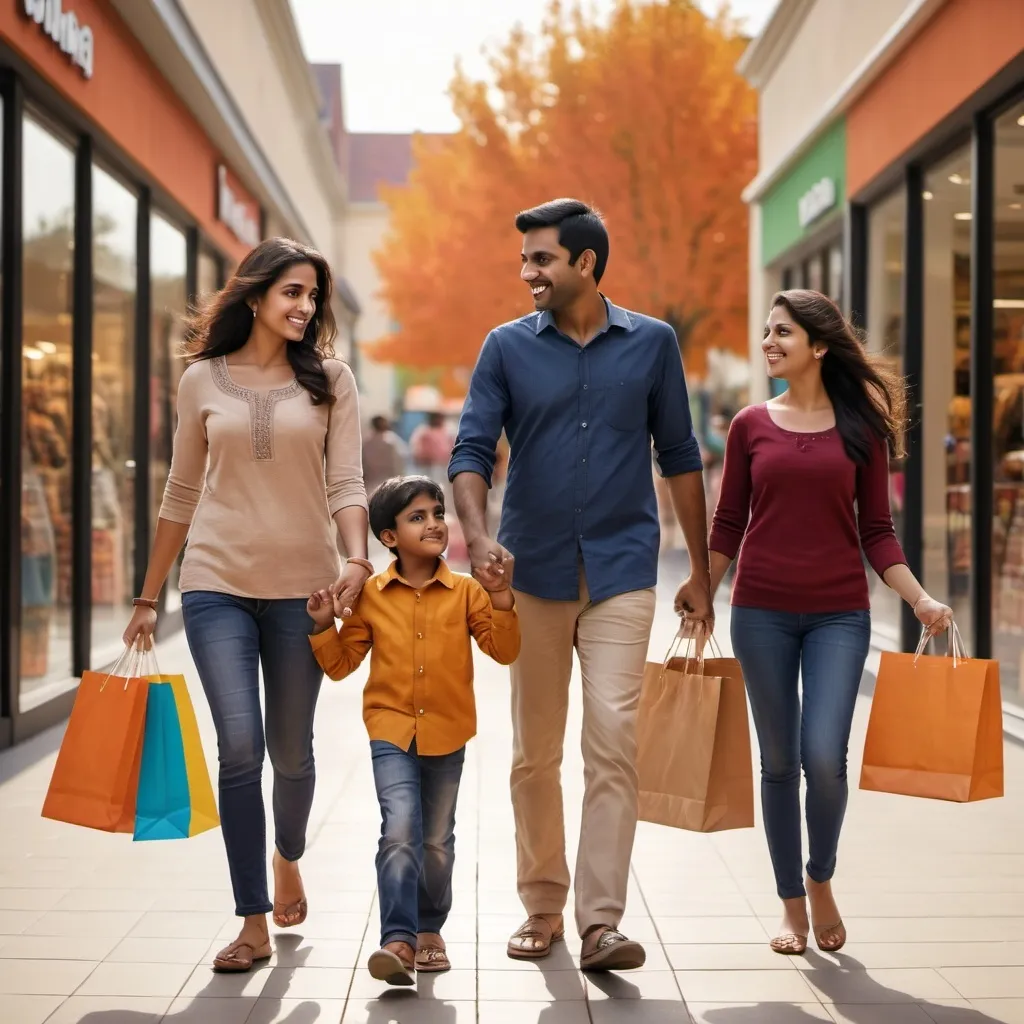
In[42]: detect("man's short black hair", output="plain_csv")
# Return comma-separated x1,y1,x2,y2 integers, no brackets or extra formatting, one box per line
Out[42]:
514,198,609,284
368,475,445,552
370,414,390,432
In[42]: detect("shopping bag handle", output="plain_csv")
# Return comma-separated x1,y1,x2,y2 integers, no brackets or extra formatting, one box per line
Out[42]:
662,624,723,672
913,620,967,668
100,645,145,691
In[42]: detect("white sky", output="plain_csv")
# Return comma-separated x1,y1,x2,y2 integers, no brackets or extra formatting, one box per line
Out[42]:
293,0,777,133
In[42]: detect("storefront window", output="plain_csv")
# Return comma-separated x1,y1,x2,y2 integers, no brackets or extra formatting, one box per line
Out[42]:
922,144,973,645
20,116,75,709
866,189,907,646
827,243,843,306
993,100,1024,701
91,167,137,667
198,249,221,299
149,215,188,609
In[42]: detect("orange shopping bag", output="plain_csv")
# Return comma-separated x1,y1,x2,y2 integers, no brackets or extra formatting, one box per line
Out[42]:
860,624,1003,803
42,650,150,832
637,632,754,832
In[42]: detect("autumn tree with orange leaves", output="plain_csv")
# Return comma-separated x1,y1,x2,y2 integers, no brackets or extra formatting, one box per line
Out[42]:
369,0,756,379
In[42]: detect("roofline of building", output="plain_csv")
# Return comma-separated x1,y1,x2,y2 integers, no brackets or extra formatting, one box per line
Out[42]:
735,0,813,87
740,0,945,206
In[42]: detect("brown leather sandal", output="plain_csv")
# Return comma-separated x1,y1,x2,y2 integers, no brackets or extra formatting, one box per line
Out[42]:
272,897,308,929
815,920,846,953
770,932,808,956
415,946,451,972
507,915,565,960
212,938,273,973
579,927,646,972
368,941,416,986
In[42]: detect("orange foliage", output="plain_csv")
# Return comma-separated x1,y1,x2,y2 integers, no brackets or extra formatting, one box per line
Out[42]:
368,0,757,378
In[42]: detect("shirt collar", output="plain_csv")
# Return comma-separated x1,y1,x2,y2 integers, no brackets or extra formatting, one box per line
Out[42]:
532,295,634,336
377,557,455,591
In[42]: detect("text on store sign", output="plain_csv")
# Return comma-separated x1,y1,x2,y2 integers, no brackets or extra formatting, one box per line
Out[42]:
21,0,94,80
217,166,261,248
797,177,837,230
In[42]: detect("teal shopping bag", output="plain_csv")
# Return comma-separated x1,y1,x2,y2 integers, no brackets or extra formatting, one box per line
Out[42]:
133,681,191,841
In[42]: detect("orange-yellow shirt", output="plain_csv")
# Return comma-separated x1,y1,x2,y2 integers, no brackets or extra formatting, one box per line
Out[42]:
309,559,521,755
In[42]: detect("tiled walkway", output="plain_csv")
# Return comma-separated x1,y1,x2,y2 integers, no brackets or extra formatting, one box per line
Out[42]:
1,574,1023,1023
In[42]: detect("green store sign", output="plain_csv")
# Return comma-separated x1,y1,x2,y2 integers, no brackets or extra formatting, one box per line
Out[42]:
760,119,846,267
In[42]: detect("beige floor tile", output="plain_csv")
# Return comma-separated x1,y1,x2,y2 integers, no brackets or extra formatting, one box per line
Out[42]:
176,962,272,1000
163,995,258,1023
127,910,230,939
583,969,683,1001
919,1002,982,1023
147,890,233,912
657,917,769,944
347,965,478,1001
825,1004,935,1023
343,996,477,1022
259,965,353,1000
283,912,370,940
795,943,1024,971
474,940,580,972
0,908,46,934
0,994,63,1024
665,943,797,971
267,936,363,969
960,1000,1024,1023
642,893,753,916
676,968,819,1003
0,888,67,911
0,956,97,995
800,968,961,1004
803,919,1024,944
55,889,157,913
479,1001,591,1023
244,996,348,1023
938,967,1024,999
43,995,171,1023
24,910,143,938
105,937,210,964
0,934,120,961
685,1003,832,1024
477,967,586,1001
74,960,195,997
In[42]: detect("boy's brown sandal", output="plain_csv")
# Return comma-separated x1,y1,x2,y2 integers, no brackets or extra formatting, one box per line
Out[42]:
579,927,646,972
212,938,272,972
368,941,416,986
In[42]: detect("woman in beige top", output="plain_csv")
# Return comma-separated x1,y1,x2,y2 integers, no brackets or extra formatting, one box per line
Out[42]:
123,238,371,972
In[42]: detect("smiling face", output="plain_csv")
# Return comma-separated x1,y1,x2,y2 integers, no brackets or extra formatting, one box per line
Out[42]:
379,490,449,560
520,226,593,312
762,303,825,381
251,260,319,343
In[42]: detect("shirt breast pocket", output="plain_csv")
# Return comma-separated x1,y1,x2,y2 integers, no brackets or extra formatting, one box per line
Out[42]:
602,378,650,432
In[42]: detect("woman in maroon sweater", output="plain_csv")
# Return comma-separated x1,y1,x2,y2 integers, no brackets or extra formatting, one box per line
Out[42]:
709,290,952,956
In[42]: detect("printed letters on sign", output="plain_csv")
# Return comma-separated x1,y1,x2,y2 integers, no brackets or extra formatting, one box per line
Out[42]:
22,0,95,79
217,167,261,248
797,177,837,230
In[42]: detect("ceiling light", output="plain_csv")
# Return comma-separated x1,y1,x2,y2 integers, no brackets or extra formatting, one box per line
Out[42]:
995,299,1024,309
23,347,43,360
36,341,57,354
1017,115,1024,127
954,212,973,221
922,190,934,200
949,173,965,185
1012,203,1023,210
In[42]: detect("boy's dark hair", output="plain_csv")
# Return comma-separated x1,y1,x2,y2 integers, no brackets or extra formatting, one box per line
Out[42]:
514,198,609,284
369,475,445,553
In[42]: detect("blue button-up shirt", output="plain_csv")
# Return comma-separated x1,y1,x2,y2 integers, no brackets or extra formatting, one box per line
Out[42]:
448,299,702,603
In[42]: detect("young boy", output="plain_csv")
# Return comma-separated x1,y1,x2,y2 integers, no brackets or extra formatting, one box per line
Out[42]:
306,475,520,986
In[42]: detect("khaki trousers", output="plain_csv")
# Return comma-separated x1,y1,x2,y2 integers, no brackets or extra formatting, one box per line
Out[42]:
510,573,657,937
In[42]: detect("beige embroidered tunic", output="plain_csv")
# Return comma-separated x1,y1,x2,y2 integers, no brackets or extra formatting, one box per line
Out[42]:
158,356,367,599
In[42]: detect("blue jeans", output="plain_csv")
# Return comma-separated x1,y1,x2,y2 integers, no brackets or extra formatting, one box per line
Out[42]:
370,739,465,949
730,607,871,900
182,592,324,917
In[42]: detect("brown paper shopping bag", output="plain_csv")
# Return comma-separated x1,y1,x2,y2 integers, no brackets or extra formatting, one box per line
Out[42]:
637,633,754,832
860,624,1003,803
42,650,149,832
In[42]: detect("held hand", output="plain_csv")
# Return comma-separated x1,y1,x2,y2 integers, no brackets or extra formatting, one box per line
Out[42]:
306,589,336,630
473,553,515,593
328,561,372,618
468,535,513,580
674,574,715,635
123,605,157,652
914,595,953,637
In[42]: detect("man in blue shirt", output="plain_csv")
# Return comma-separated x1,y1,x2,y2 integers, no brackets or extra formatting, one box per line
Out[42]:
449,198,711,972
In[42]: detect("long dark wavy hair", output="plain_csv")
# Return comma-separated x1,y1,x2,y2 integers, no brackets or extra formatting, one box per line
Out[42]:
185,237,338,405
772,290,907,464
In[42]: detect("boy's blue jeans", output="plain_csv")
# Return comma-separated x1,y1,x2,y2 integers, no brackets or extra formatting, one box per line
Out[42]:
370,738,466,948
